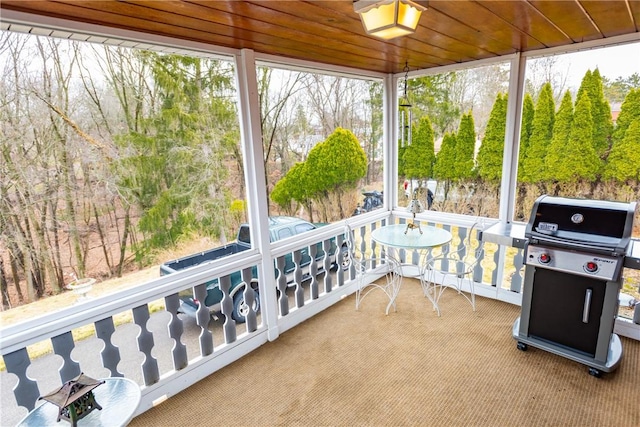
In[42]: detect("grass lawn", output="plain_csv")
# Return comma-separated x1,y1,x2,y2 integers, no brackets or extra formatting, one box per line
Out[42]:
0,267,162,371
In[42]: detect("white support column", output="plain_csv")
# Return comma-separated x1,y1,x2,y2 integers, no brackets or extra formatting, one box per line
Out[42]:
234,49,280,341
383,73,398,218
499,53,526,223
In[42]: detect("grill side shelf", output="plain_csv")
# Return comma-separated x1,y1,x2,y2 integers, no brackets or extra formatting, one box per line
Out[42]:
479,222,526,249
624,239,640,270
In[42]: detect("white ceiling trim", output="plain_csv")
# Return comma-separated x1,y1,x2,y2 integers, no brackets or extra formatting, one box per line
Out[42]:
0,9,237,61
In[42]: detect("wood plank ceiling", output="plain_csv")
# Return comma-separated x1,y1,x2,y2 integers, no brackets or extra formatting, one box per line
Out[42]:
1,1,639,74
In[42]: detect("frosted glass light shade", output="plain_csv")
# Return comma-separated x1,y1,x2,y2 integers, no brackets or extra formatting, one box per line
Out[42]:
354,0,426,40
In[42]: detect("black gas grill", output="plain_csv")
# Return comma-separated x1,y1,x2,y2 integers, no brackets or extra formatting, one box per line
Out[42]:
513,195,637,377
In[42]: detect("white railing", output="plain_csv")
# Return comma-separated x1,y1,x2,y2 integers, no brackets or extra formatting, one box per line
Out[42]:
0,212,573,425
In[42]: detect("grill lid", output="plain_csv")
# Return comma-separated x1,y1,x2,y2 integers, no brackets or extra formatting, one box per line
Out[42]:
525,195,637,256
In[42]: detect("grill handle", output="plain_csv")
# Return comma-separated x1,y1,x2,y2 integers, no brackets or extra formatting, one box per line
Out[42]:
582,288,592,323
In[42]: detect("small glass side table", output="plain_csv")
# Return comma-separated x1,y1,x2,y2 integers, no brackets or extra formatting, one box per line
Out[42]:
16,377,141,427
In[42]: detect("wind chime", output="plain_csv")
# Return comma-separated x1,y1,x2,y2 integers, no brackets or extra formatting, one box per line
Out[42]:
399,61,425,234
399,61,412,148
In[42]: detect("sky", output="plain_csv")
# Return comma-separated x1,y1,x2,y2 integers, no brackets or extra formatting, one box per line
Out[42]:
559,42,640,89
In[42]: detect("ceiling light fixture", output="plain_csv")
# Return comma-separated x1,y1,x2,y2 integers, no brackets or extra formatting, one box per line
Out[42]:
354,0,426,40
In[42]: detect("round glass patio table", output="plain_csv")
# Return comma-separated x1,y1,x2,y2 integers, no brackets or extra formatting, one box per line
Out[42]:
371,224,452,250
371,223,452,313
16,377,141,427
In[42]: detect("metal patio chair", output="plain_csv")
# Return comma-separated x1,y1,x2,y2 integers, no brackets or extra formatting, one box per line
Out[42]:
345,224,402,315
420,222,482,315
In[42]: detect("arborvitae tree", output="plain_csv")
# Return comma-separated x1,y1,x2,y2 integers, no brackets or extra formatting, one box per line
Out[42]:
271,175,294,213
271,162,312,214
576,69,592,97
603,118,640,182
576,69,613,156
433,131,457,199
365,82,383,184
398,142,407,177
563,91,601,181
304,127,367,218
611,88,640,145
403,116,436,180
455,112,476,180
477,93,507,184
434,132,457,182
517,93,535,180
521,82,555,183
545,91,574,181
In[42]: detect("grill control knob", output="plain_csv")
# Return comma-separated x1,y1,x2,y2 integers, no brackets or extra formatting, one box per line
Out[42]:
538,253,551,264
584,261,598,273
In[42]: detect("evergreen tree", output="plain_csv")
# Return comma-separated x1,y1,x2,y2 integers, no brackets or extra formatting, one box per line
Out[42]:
521,83,555,183
562,91,601,181
603,73,640,103
517,93,535,180
409,74,460,135
304,127,367,217
398,143,407,177
403,116,436,180
576,69,613,156
611,88,640,145
545,91,574,181
119,54,237,250
477,93,507,184
433,132,457,182
271,162,312,213
365,82,384,184
270,174,292,209
603,118,640,182
455,112,476,180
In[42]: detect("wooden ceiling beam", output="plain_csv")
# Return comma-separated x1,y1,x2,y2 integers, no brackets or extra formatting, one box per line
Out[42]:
0,0,637,74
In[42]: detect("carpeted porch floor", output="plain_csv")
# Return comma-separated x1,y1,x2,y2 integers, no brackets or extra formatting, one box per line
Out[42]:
130,278,640,427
